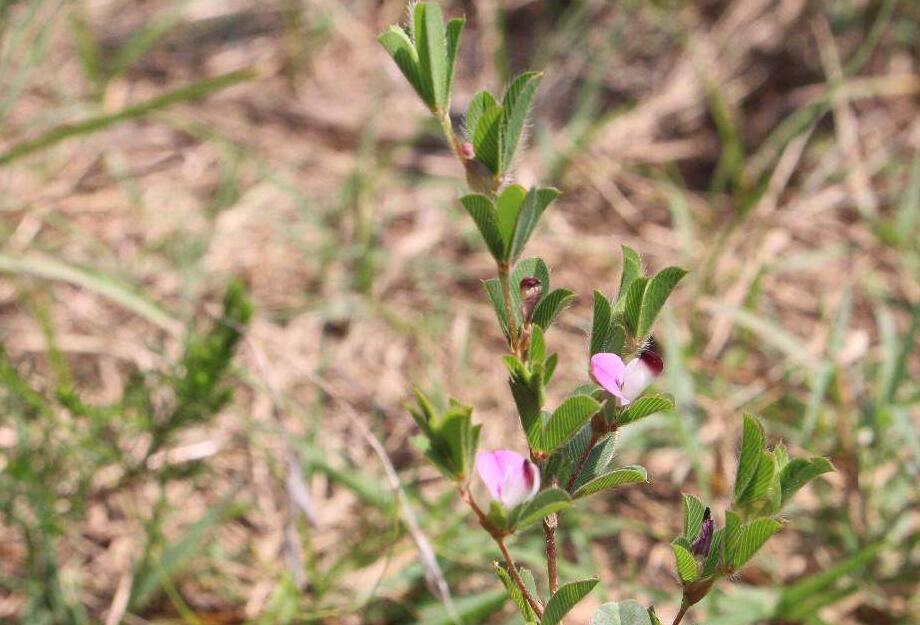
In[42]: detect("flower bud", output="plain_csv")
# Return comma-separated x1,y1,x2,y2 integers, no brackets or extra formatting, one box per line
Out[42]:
519,277,543,323
460,141,476,160
475,450,540,508
691,507,714,556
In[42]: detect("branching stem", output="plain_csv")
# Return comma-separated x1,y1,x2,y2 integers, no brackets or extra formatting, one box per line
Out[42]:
460,487,543,618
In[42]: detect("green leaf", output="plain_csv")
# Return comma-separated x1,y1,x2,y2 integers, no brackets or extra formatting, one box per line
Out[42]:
682,494,706,541
413,2,448,110
506,358,543,437
408,390,480,481
737,450,777,507
132,495,242,607
445,17,465,102
460,194,505,260
733,414,765,504
590,290,613,356
473,105,504,174
378,26,425,105
484,278,510,338
509,487,572,529
779,457,834,506
543,578,598,625
494,564,538,623
495,184,528,252
567,432,617,491
730,518,782,569
591,601,654,625
607,322,627,356
529,324,546,364
500,71,542,167
618,394,673,425
623,277,648,336
671,542,699,583
615,245,643,306
573,465,647,499
466,90,498,143
532,288,575,329
534,395,601,452
636,266,687,338
508,187,559,263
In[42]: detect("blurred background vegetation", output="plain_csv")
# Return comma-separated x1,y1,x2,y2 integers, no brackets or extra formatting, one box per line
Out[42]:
0,0,918,624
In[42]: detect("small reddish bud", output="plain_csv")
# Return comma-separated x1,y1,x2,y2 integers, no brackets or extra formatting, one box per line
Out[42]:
519,277,543,323
460,142,475,160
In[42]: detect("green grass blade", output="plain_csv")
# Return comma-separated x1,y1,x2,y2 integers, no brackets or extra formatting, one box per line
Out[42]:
0,253,181,335
0,68,256,165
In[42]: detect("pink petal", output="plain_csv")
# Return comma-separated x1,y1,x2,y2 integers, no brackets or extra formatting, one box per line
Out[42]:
500,457,541,507
476,450,526,501
621,358,656,403
590,353,627,402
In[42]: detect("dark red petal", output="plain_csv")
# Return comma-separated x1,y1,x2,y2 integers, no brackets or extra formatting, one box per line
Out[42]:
639,349,663,375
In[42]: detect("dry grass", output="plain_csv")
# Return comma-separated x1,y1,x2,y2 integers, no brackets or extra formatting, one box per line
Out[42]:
0,0,918,624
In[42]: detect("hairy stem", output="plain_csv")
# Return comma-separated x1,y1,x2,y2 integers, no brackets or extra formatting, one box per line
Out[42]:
543,515,560,593
460,488,543,617
497,537,544,618
498,261,520,355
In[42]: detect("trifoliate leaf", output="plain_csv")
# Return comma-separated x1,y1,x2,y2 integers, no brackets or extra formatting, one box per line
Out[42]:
733,414,765,504
445,17,465,103
532,288,575,330
466,90,498,140
378,26,426,105
618,394,673,426
573,465,647,499
591,601,654,625
507,187,559,263
508,487,571,529
473,105,503,174
682,493,706,541
460,194,504,260
413,2,448,110
500,71,542,168
730,518,782,570
636,266,687,338
779,457,834,506
543,579,598,625
615,245,643,308
671,542,699,583
591,290,613,356
534,394,601,452
495,184,527,252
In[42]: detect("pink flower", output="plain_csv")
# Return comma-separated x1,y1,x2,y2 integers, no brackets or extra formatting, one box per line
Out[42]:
475,450,540,507
590,350,663,406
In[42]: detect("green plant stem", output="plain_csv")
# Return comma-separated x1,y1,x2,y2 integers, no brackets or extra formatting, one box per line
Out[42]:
497,536,544,618
498,261,520,355
543,515,560,593
671,602,689,625
460,487,543,617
